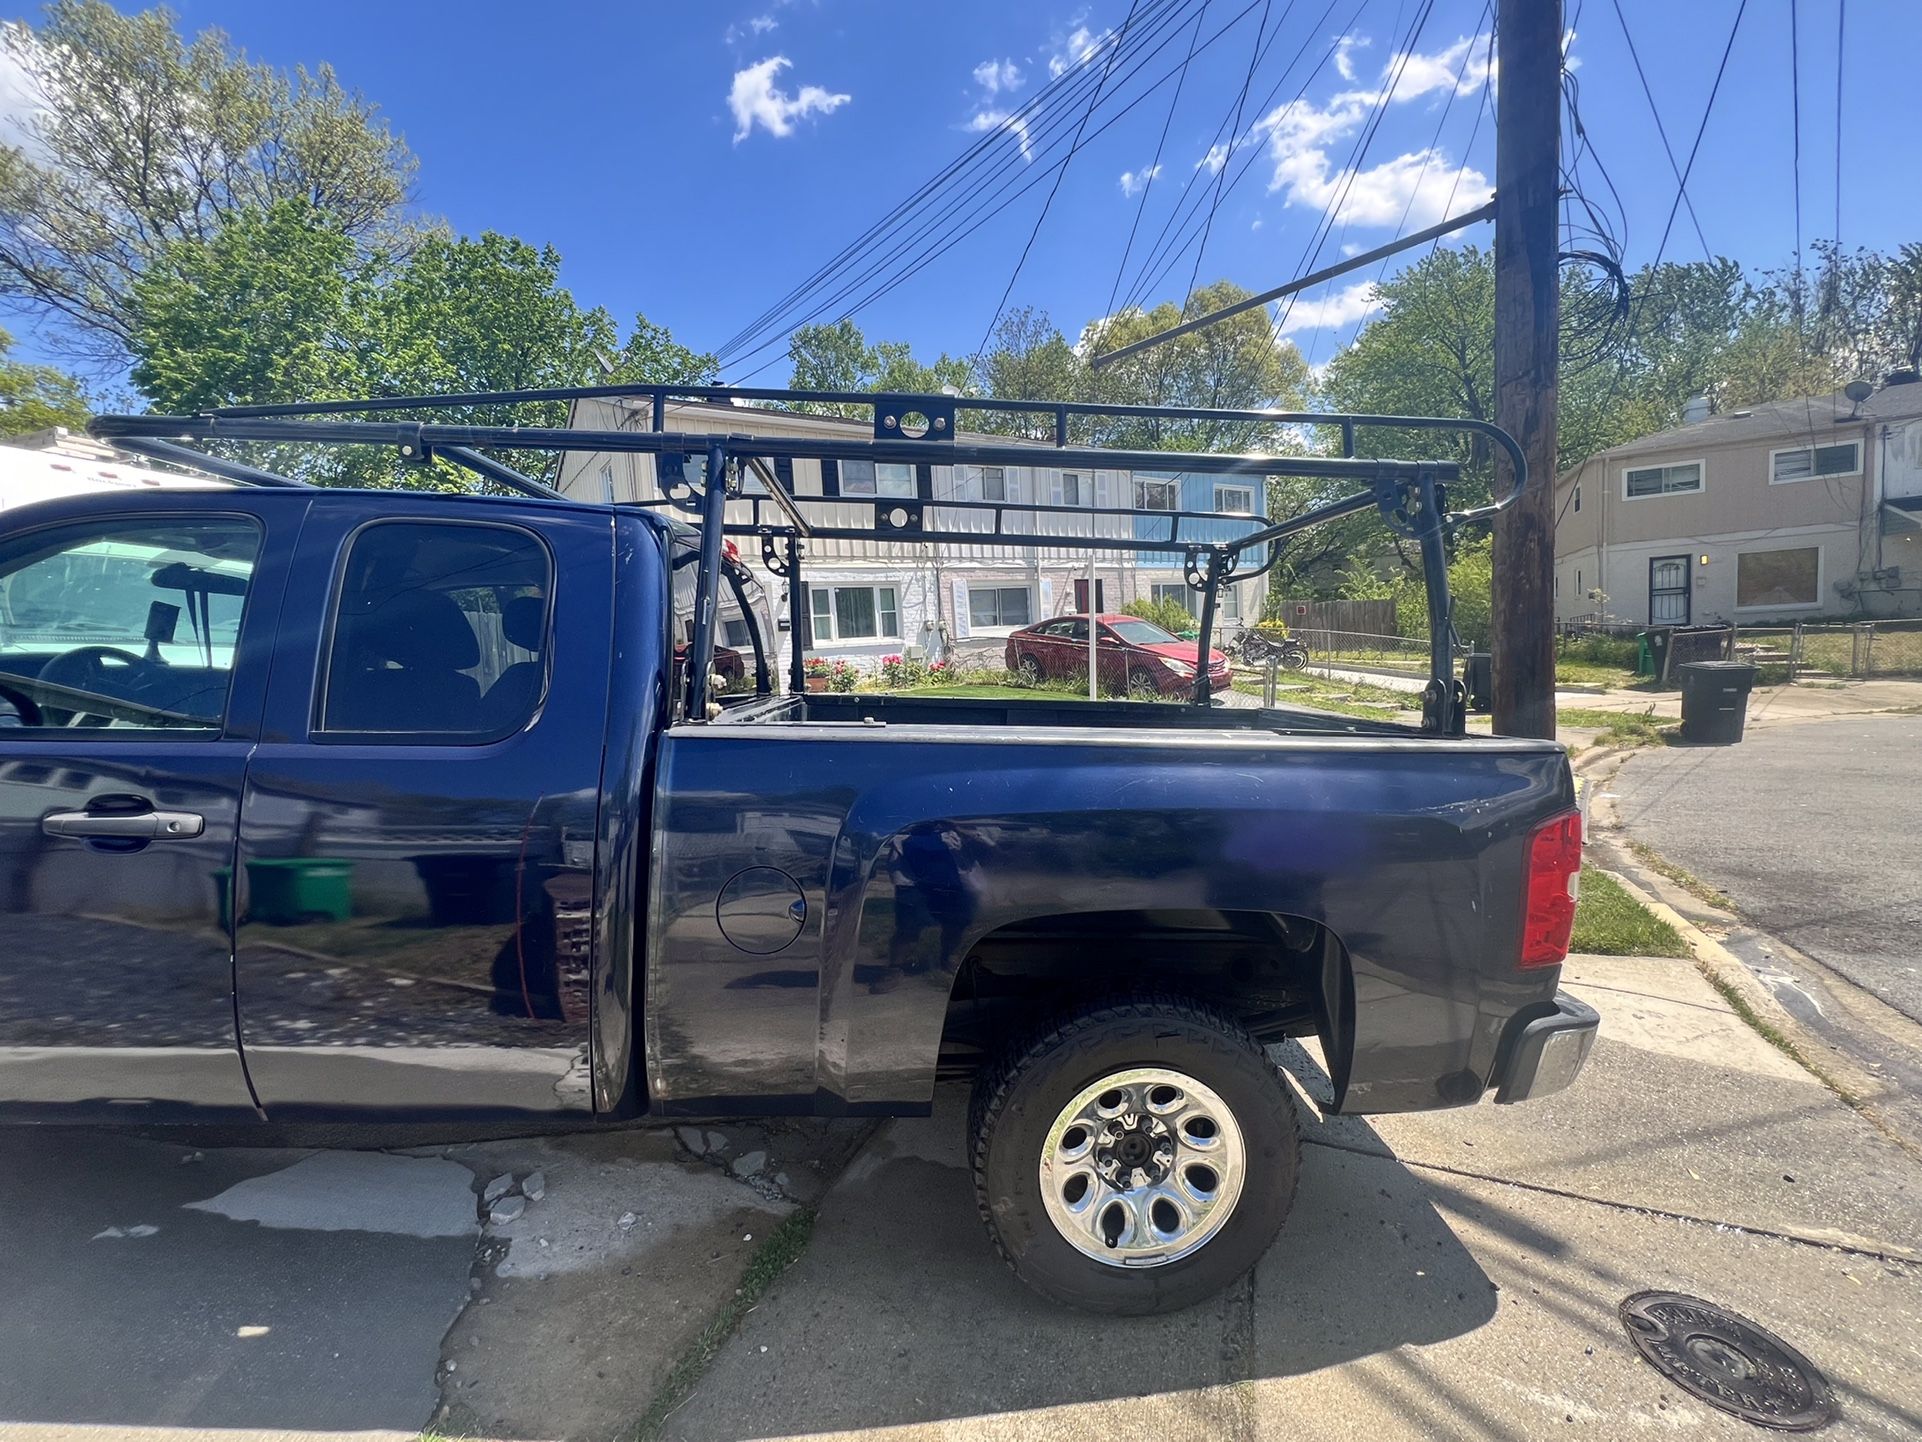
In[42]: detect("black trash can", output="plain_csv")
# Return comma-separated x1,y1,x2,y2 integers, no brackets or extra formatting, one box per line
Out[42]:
1679,660,1758,744
1463,651,1492,712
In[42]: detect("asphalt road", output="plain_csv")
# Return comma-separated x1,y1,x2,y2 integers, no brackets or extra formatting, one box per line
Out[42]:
1611,713,1922,1024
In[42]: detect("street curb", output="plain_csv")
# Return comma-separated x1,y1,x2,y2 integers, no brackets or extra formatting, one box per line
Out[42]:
1573,749,1903,1138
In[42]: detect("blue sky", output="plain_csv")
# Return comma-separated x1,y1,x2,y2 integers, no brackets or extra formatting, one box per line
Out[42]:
7,0,1921,385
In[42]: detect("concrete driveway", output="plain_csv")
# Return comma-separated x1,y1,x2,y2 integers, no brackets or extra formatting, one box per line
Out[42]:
663,954,1922,1441
1610,713,1922,1025
5,954,1920,1441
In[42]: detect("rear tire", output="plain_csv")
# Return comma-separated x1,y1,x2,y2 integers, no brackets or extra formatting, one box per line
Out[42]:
970,995,1299,1315
1280,645,1308,672
1016,655,1042,685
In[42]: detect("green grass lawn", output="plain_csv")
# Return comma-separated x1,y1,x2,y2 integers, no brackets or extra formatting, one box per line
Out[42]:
1570,867,1690,957
1557,706,1678,747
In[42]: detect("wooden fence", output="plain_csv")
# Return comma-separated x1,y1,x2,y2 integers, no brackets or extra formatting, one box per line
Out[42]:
1270,598,1397,636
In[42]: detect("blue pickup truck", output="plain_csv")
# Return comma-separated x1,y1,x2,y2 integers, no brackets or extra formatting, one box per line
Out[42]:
0,386,1596,1314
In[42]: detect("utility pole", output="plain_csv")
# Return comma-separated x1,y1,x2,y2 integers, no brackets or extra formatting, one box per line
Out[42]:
1491,0,1562,740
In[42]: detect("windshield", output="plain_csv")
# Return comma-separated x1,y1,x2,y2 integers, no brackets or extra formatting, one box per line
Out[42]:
1107,619,1181,646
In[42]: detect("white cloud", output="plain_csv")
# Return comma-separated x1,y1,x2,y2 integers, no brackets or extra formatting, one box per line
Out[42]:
728,56,850,143
1118,163,1162,197
1048,22,1113,78
724,14,780,43
967,107,1032,162
1274,280,1382,337
1255,31,1494,227
1276,147,1491,229
1251,216,1264,231
1197,141,1230,175
1333,34,1370,82
972,57,1023,94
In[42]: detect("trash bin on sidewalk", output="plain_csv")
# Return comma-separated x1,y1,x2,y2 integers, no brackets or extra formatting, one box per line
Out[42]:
1678,660,1758,744
1463,651,1492,712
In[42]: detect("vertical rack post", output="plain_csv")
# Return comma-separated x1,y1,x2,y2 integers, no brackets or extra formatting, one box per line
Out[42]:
786,534,808,695
1192,551,1225,707
1416,471,1463,735
684,438,729,721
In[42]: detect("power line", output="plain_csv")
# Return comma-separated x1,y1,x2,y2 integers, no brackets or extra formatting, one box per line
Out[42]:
1789,0,1803,269
1833,0,1844,245
1102,4,1209,325
1273,0,1437,336
1184,0,1280,310
972,0,1145,361
1606,0,1710,258
1119,0,1355,317
1115,0,1314,315
1645,0,1747,277
717,0,1196,366
722,0,1256,382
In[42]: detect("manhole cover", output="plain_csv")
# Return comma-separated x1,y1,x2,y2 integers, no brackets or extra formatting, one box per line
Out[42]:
1619,1292,1834,1431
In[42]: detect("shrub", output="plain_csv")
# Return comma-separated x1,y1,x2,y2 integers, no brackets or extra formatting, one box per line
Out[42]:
879,653,930,688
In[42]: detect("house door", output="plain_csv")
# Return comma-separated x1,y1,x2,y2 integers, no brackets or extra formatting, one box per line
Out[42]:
1649,555,1691,625
1072,578,1106,612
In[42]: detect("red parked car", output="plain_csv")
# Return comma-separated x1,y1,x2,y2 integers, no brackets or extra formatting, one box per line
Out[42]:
1005,613,1231,698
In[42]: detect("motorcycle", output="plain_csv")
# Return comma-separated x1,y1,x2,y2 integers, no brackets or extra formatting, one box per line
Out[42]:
1235,627,1309,672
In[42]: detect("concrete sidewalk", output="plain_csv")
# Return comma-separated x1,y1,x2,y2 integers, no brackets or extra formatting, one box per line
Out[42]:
661,953,1922,1442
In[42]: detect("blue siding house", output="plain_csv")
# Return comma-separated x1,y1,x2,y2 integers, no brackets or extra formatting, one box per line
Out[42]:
1130,470,1270,626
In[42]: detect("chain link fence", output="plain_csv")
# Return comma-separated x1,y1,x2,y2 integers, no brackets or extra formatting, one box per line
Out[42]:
1725,620,1922,680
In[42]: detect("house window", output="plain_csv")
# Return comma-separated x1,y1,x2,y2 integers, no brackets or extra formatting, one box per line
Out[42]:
981,466,1006,502
1215,484,1255,514
840,461,915,497
1135,478,1178,511
599,463,616,504
968,585,1031,629
1217,584,1242,622
1771,442,1860,483
1624,461,1702,499
810,585,900,642
1151,582,1194,615
1736,547,1821,608
1061,472,1082,506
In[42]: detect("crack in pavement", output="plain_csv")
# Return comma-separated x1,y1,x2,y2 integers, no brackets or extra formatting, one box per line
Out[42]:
1300,1135,1922,1267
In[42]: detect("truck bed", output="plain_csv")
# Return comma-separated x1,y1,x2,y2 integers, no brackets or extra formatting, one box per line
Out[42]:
720,690,1416,736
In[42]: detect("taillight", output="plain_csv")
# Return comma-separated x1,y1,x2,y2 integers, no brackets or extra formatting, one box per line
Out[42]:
1520,811,1583,968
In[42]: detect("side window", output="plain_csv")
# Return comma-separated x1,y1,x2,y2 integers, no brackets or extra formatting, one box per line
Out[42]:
320,521,550,742
0,516,260,733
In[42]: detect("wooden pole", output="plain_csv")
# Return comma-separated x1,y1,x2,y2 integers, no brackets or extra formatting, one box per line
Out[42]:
1491,0,1562,740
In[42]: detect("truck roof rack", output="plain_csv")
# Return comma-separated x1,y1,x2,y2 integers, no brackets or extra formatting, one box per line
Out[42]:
88,384,1528,734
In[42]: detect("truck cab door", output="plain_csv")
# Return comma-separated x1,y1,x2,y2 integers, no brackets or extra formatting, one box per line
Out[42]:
0,500,289,1120
233,504,612,1121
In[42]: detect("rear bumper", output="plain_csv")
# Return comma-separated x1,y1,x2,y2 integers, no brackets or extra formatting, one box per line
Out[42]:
1491,991,1599,1104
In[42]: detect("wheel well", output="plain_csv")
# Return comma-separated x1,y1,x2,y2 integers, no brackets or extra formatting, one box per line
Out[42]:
936,908,1349,1084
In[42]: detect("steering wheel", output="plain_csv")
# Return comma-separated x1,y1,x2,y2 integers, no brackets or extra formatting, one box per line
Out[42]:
36,645,151,727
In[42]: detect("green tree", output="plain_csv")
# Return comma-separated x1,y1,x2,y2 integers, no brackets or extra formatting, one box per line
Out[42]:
0,0,416,364
610,313,716,385
130,202,710,488
0,327,89,436
129,200,365,414
786,319,969,416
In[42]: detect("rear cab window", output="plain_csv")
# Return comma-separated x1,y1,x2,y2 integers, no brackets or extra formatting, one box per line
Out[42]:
318,520,551,743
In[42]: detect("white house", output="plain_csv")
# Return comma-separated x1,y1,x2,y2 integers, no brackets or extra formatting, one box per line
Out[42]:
554,398,1271,668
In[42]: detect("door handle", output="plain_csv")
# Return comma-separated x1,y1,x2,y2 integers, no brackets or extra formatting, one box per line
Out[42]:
43,810,205,840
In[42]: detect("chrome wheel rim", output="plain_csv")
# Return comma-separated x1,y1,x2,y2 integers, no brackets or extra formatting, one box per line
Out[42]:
1038,1067,1246,1268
